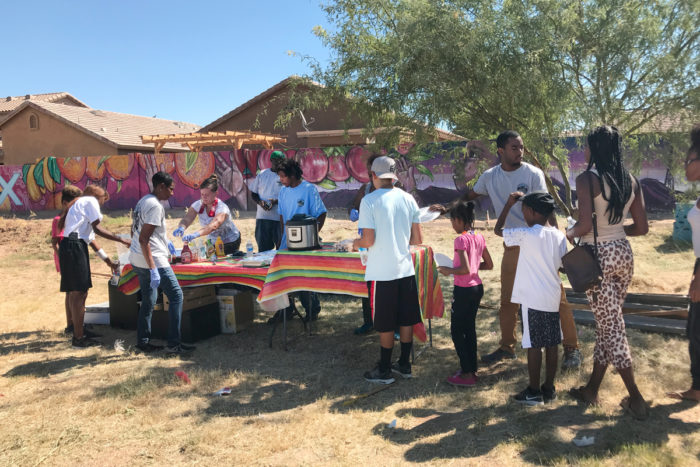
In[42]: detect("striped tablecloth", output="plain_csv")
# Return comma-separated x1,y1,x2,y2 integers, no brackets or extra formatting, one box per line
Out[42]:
117,259,268,295
117,245,445,342
258,245,445,341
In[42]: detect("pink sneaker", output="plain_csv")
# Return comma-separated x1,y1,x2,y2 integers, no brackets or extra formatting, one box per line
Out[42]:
447,372,477,387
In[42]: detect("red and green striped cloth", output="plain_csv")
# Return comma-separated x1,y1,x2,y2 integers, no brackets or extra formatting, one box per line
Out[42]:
258,245,445,341
118,245,445,342
117,259,268,295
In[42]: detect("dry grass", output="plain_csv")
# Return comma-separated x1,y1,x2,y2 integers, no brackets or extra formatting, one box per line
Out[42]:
0,209,699,466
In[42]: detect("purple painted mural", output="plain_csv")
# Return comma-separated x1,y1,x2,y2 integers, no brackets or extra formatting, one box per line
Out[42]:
0,141,676,213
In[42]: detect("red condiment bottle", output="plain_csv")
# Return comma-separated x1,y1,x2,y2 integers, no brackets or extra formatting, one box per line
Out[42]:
181,241,192,264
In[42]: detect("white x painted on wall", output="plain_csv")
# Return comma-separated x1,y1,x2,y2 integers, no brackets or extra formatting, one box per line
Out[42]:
0,173,23,206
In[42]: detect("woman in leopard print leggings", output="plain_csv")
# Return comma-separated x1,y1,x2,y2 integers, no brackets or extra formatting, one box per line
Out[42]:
566,126,650,419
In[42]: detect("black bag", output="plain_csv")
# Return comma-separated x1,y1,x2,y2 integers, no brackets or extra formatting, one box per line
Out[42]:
562,172,603,292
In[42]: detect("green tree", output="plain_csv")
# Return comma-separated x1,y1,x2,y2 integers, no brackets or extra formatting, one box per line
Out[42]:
287,0,699,215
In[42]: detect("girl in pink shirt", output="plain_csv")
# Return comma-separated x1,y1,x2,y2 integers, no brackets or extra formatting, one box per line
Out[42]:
438,201,493,387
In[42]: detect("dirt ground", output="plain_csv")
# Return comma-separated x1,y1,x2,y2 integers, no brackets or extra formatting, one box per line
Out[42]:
0,209,698,466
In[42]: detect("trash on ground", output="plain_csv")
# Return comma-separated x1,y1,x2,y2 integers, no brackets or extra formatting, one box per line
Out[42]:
573,436,595,447
174,370,191,384
213,387,232,396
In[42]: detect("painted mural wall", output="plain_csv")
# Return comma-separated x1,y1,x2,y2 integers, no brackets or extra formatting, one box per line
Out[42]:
0,141,675,213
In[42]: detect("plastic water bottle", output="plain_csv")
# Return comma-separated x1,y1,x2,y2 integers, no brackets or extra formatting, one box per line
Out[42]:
359,247,368,266
246,240,254,257
110,260,121,286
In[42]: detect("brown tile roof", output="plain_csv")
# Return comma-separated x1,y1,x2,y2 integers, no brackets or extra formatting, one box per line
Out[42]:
0,92,88,114
200,77,299,132
0,101,201,152
201,76,465,141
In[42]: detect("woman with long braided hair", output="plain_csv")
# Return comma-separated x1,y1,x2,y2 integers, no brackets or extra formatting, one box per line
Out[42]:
566,125,650,419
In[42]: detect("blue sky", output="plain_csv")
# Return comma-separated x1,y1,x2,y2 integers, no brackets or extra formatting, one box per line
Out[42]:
2,0,332,126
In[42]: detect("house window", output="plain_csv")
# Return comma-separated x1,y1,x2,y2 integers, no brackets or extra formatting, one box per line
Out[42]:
29,114,39,130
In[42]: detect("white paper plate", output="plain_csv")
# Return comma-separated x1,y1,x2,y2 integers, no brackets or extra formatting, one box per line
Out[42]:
433,252,453,268
419,206,441,223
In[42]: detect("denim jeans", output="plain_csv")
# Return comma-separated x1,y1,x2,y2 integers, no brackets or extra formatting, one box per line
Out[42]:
134,265,183,347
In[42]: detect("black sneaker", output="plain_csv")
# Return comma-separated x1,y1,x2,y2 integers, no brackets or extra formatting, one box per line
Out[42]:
391,361,413,379
364,365,395,384
83,327,102,339
354,323,373,335
71,336,101,349
481,348,517,364
513,386,544,406
562,348,582,371
165,344,195,355
65,325,101,338
136,342,164,353
541,384,557,403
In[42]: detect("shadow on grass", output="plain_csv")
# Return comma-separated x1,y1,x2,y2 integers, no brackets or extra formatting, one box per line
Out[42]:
371,401,700,464
0,331,65,356
4,354,141,378
654,235,693,254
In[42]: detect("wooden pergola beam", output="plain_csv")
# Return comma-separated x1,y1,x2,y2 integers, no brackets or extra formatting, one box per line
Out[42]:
141,130,287,155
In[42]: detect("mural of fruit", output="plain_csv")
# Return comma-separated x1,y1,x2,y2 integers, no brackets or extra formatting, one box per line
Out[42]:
346,146,372,183
105,154,135,180
396,142,415,155
86,156,107,180
0,186,11,211
232,149,259,178
258,150,273,170
295,148,328,183
22,163,43,202
324,147,350,182
56,157,87,183
175,152,215,189
137,153,175,174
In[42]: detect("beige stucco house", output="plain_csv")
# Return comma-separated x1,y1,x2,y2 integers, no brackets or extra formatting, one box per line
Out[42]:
0,100,200,166
200,77,462,148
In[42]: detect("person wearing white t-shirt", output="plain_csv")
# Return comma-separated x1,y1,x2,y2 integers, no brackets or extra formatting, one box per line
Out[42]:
353,156,423,384
669,124,700,403
130,172,194,355
495,191,567,406
173,175,242,254
58,185,131,348
431,130,580,370
249,150,285,251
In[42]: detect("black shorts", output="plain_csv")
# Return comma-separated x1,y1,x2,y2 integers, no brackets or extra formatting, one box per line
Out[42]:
372,275,421,332
59,233,92,292
521,306,561,349
224,237,241,255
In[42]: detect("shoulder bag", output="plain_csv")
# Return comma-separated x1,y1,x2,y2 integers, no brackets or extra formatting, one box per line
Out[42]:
562,171,603,292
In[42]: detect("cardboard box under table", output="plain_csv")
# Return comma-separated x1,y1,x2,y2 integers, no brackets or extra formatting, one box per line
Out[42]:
217,289,254,333
152,286,220,343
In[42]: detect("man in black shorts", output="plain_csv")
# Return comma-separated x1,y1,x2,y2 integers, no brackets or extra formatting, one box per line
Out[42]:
353,156,423,383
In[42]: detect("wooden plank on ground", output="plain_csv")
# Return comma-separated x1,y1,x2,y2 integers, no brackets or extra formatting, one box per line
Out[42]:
573,309,687,335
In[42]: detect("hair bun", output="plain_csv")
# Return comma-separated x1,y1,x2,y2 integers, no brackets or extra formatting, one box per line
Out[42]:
209,174,219,182
691,124,700,148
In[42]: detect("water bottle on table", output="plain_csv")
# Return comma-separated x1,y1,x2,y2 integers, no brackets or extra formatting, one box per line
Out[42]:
246,240,254,257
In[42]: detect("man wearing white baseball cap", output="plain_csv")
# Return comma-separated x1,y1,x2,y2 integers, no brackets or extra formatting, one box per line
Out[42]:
353,156,423,384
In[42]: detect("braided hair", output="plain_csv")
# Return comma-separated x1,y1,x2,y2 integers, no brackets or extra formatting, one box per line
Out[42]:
586,125,633,225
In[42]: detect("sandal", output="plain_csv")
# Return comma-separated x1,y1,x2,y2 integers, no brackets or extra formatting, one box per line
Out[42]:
620,396,650,421
568,386,599,406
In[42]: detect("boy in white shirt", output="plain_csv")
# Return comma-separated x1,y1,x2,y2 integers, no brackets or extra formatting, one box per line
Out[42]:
495,191,567,405
353,156,423,384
